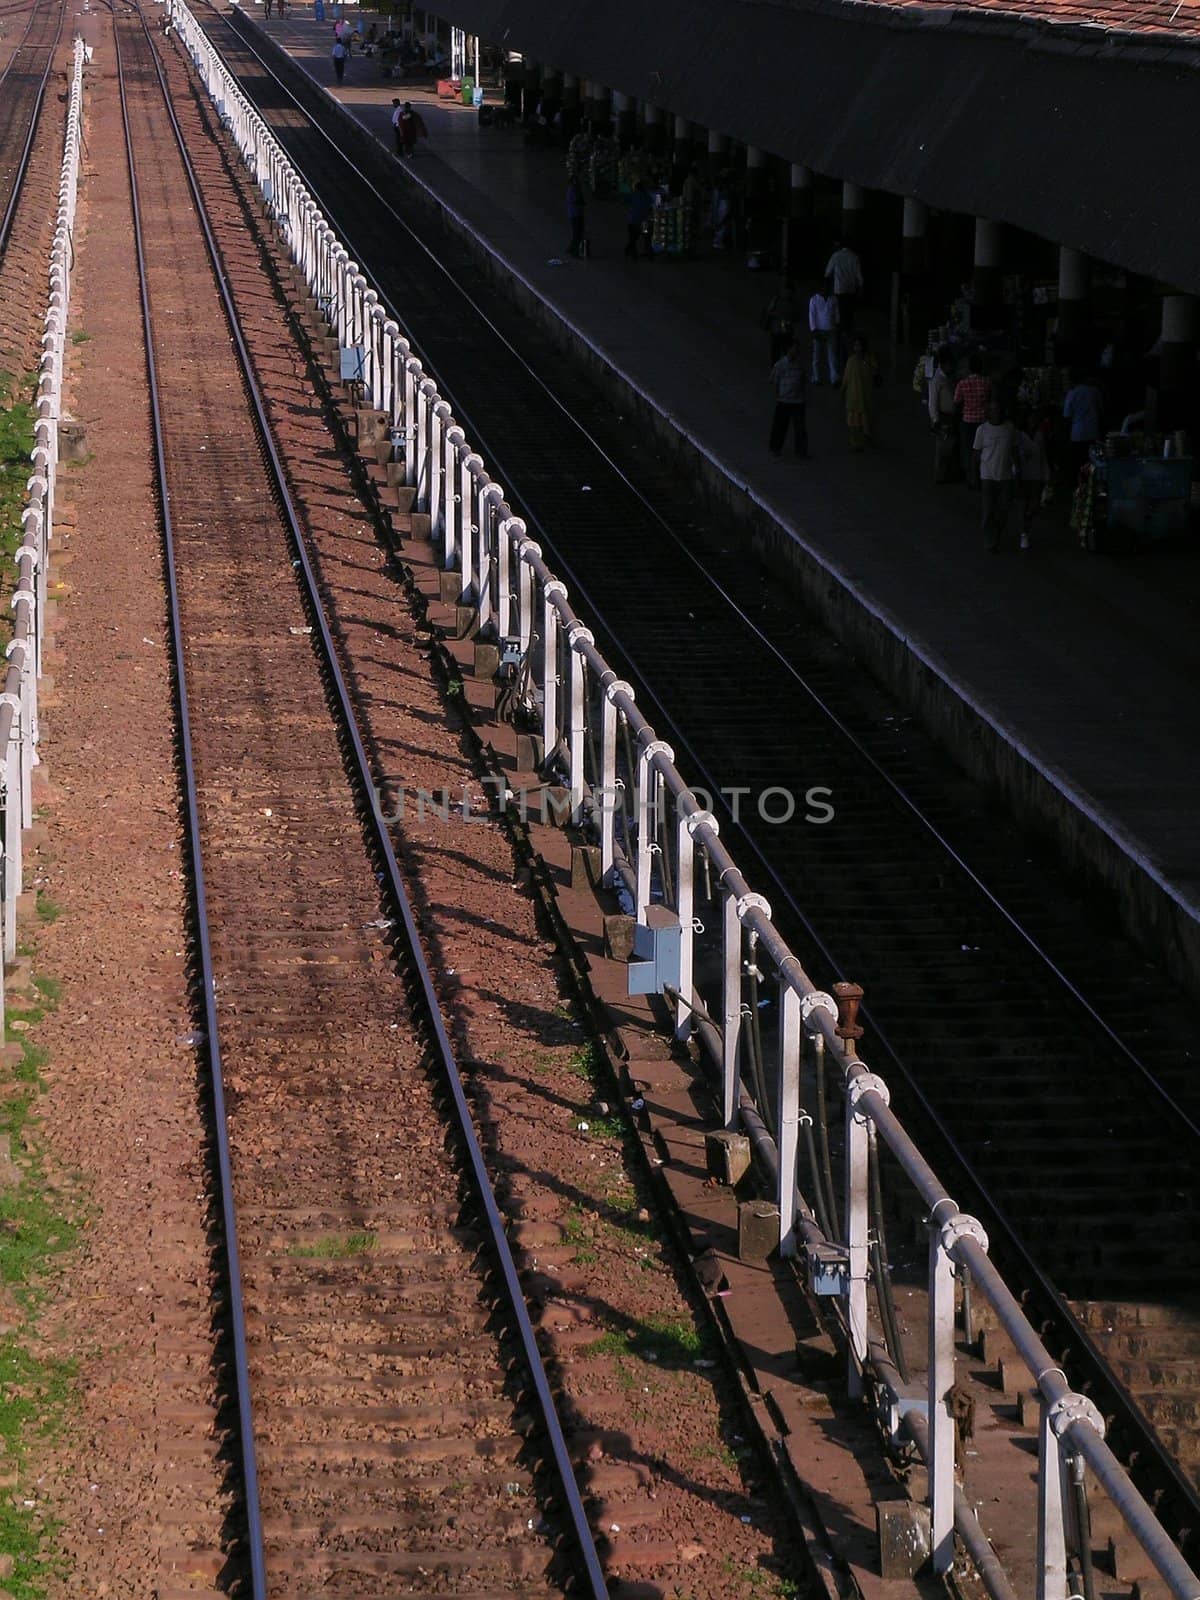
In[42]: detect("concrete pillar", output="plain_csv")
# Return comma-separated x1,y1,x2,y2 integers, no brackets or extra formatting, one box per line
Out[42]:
643,101,664,153
521,59,540,120
561,72,579,109
790,163,813,217
1056,246,1089,348
542,67,563,108
841,180,865,241
781,163,814,274
745,144,767,198
973,217,1002,309
673,114,692,170
708,128,726,156
1158,293,1198,427
590,83,611,129
612,90,634,147
901,197,928,276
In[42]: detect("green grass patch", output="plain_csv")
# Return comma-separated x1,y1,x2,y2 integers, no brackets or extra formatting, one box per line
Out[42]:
560,1207,591,1247
582,1312,713,1369
721,1556,804,1597
0,969,81,1597
582,1113,625,1142
33,895,62,926
0,374,36,568
288,1231,376,1259
30,976,61,1009
564,1041,601,1081
69,330,90,345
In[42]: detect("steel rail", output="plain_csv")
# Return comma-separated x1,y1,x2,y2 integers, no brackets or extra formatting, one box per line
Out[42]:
197,0,1200,1146
0,0,66,261
0,0,39,87
110,10,268,1595
132,7,610,1592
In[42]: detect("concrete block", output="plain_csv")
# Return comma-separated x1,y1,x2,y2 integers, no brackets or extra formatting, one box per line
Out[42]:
472,638,501,679
877,1500,930,1578
463,677,495,717
705,1130,751,1187
439,571,462,604
603,912,635,961
455,602,480,639
544,784,571,827
374,438,393,466
58,419,88,462
356,408,388,449
516,732,543,771
571,844,601,893
410,512,432,540
997,1355,1022,1395
737,1200,779,1263
3,957,35,998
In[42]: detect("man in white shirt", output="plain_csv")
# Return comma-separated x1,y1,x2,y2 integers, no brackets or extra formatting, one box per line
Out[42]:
808,278,840,385
824,239,863,352
972,401,1020,551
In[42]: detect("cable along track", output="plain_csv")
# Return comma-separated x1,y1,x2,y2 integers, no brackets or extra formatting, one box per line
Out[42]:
180,0,1200,1549
114,6,607,1594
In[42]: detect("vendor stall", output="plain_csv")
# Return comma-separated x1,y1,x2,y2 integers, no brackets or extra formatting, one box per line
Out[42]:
1071,436,1194,552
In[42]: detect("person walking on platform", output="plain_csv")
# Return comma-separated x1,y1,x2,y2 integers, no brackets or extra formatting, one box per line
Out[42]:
824,239,863,354
396,101,427,158
331,36,347,83
566,177,588,259
954,352,991,488
1015,409,1050,550
263,0,273,21
841,334,878,453
761,279,800,362
768,340,809,459
973,400,1020,551
390,98,404,156
808,278,839,384
927,345,958,483
1062,370,1104,486
625,181,653,260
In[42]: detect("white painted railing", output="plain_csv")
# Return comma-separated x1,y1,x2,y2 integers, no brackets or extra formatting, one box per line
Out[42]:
167,7,1200,1596
0,36,87,1019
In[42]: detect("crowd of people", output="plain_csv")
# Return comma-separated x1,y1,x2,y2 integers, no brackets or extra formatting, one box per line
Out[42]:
325,18,448,81
924,343,1104,550
764,244,883,460
304,38,1131,555
760,244,1114,552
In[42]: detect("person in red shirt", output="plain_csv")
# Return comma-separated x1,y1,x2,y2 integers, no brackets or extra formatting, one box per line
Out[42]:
954,352,992,489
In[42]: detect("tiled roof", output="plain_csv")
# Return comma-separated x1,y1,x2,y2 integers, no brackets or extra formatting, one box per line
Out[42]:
872,0,1199,41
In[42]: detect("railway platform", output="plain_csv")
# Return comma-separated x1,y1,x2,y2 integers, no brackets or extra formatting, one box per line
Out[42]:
228,0,1200,996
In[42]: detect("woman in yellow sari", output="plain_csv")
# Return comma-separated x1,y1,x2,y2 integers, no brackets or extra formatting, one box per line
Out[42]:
841,334,878,452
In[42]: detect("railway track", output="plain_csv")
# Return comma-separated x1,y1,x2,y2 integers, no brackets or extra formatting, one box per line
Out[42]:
0,0,64,260
113,6,609,1592
174,1,1200,1560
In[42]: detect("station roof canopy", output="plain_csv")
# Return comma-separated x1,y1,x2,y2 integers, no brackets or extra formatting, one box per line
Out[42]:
437,0,1200,293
